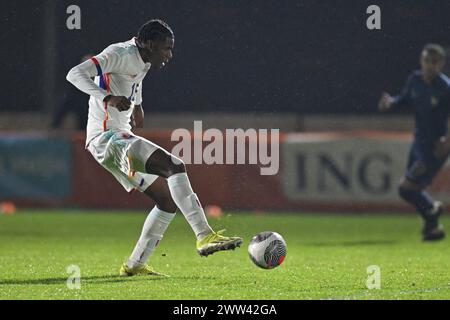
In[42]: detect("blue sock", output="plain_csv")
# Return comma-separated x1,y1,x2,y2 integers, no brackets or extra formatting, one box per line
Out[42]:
398,187,434,219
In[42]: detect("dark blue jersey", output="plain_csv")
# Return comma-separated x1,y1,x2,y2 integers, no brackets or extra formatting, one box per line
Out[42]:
393,70,450,144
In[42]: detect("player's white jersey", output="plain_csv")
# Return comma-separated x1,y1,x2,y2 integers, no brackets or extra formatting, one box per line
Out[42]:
66,37,151,146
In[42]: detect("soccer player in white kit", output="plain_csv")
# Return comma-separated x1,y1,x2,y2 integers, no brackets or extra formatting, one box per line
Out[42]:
66,19,243,277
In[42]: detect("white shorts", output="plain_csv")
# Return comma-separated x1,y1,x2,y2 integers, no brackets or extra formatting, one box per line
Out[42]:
87,130,170,193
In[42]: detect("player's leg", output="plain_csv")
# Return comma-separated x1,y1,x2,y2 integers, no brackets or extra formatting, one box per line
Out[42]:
86,132,174,275
398,177,435,219
398,144,433,217
398,178,444,241
419,157,448,240
121,177,176,277
143,148,213,237
144,149,243,256
398,152,445,241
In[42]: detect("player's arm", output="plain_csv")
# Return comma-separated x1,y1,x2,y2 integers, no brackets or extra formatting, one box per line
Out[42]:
66,50,131,111
131,105,144,128
131,82,144,128
378,75,413,112
434,91,450,159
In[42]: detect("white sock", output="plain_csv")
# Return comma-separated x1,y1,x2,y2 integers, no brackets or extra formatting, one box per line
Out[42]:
167,172,213,239
127,206,175,268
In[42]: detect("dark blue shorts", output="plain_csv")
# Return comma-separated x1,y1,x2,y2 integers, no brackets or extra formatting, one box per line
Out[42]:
405,140,448,188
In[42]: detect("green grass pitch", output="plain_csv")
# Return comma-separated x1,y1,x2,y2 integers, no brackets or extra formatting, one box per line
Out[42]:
1,210,450,300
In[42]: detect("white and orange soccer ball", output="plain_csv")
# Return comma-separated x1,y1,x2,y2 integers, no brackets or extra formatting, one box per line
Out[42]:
248,231,287,269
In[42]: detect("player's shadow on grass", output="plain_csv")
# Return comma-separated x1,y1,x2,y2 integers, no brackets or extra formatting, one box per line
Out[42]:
0,274,166,286
306,240,398,247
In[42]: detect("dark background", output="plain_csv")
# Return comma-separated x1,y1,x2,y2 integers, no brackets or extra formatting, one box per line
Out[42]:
2,0,450,114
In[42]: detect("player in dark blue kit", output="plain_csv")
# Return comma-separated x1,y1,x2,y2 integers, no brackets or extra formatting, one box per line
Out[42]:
379,44,450,241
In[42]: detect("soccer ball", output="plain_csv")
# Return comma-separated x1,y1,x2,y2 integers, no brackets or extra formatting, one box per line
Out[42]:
248,231,287,269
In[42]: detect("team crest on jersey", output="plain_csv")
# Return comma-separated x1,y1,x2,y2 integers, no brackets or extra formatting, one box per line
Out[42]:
431,96,439,107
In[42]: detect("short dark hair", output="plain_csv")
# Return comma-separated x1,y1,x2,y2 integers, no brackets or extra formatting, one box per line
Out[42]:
423,43,446,60
137,19,174,43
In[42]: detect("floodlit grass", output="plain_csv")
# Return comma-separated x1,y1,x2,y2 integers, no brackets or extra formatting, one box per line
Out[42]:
1,210,450,299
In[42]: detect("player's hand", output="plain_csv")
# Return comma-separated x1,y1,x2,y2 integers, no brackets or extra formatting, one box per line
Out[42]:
378,92,394,112
131,104,144,128
434,136,450,160
104,95,131,111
